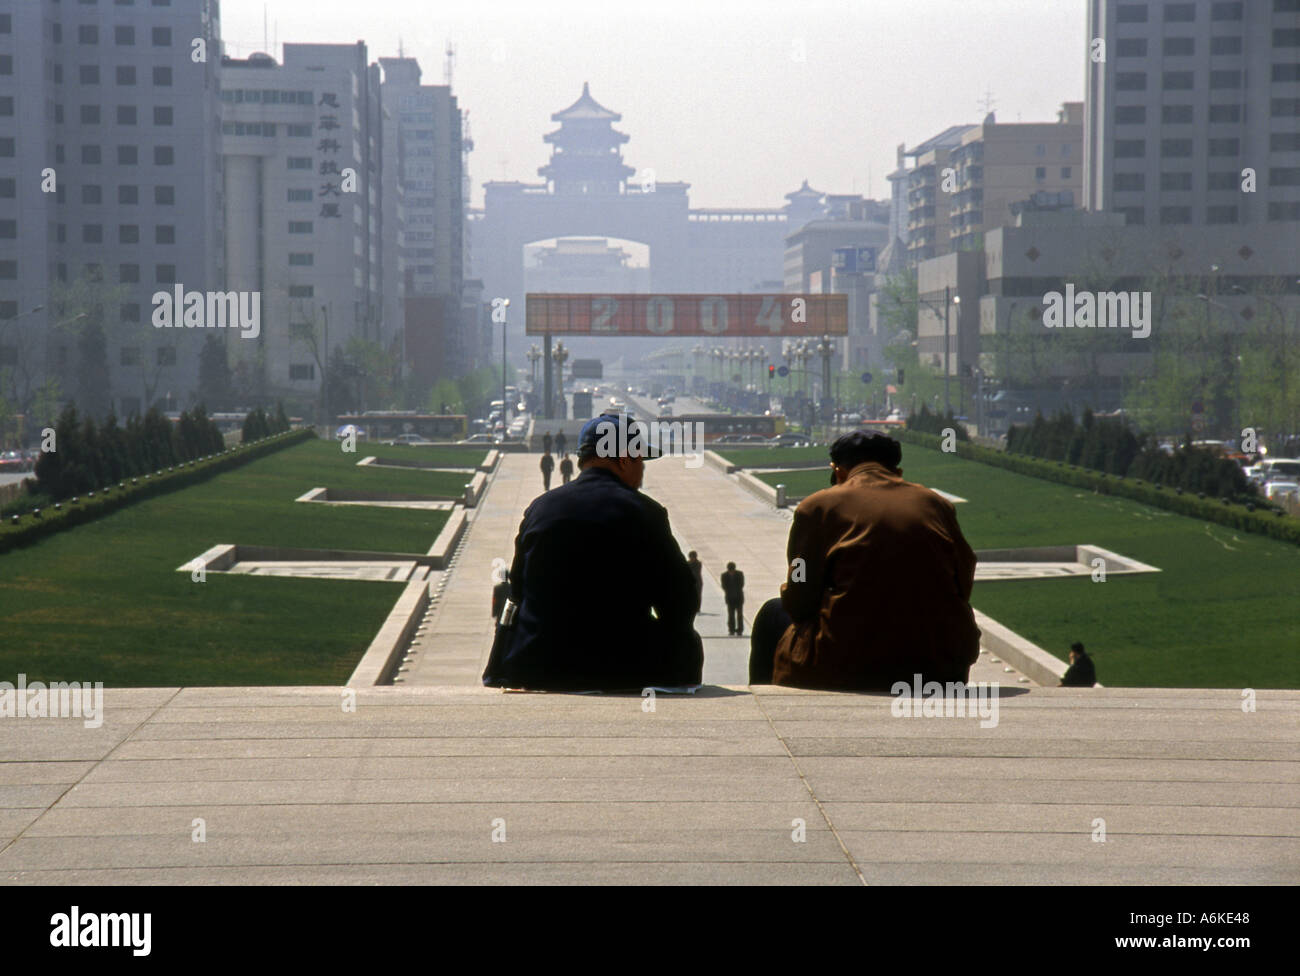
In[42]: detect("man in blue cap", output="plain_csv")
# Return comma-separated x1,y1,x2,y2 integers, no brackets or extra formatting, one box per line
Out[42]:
483,413,703,691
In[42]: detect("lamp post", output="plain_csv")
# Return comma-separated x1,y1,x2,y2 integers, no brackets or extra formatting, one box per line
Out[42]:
320,304,330,430
527,344,541,391
945,290,960,417
551,340,568,419
499,299,511,430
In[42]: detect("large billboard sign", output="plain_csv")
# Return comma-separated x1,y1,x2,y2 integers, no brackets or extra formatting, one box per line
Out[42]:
525,294,848,337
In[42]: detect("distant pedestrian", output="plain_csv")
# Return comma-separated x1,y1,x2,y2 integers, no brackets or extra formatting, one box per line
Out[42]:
721,561,745,636
491,569,511,622
1060,641,1097,687
543,431,553,454
555,431,567,456
686,550,703,615
559,453,574,484
540,452,555,491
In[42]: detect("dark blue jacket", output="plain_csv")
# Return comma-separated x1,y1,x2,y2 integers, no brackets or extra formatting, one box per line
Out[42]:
483,466,702,690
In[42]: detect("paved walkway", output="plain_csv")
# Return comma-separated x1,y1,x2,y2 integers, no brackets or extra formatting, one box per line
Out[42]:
403,451,1017,688
2,685,1295,884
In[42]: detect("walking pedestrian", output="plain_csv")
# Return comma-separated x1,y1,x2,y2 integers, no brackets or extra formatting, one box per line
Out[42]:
559,453,574,485
721,561,745,636
543,431,553,454
540,451,555,491
555,431,567,456
686,551,703,615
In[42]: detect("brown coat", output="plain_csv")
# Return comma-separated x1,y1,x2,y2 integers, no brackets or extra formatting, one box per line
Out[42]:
772,461,981,691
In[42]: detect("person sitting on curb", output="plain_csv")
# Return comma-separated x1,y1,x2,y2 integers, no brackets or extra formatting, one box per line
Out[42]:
483,412,703,691
1059,641,1097,687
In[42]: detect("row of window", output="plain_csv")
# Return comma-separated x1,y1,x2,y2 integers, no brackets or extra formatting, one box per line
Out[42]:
55,144,181,164
1116,36,1245,56
56,64,175,86
1115,103,1250,124
1115,1,1284,23
1116,70,1250,90
1115,202,1300,224
66,105,175,124
219,89,314,105
1115,169,1300,190
70,25,174,45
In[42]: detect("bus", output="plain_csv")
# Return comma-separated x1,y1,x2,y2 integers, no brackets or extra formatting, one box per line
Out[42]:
662,413,786,443
336,412,468,441
859,418,907,434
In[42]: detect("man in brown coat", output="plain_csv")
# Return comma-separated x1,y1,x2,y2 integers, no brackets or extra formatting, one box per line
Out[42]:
749,430,980,690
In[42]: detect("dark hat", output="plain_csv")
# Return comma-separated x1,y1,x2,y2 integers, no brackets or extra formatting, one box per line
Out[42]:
829,429,902,470
1070,641,1086,655
577,412,663,460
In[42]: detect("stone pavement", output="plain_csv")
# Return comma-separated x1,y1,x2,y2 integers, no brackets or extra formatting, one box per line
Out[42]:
2,685,1295,884
402,451,1018,688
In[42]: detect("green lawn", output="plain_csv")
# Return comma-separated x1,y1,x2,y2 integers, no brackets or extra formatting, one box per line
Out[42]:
365,447,492,469
719,446,827,468
0,437,452,686
752,446,1300,688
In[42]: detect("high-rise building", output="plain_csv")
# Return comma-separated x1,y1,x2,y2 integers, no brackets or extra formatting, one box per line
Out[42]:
220,42,388,405
378,57,465,386
0,0,224,419
1084,0,1300,226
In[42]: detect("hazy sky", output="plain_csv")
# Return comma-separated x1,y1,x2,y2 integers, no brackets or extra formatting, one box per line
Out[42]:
222,0,1086,210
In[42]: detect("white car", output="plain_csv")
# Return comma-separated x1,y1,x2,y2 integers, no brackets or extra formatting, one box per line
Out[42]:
1264,480,1299,503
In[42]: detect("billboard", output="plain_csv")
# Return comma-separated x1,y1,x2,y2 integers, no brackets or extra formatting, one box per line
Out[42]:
525,294,848,337
571,358,603,379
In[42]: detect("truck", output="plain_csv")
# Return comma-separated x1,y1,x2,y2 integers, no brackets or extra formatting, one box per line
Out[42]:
572,390,594,419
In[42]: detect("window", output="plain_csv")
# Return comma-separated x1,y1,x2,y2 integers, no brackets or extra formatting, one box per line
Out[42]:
155,264,176,283
80,105,101,124
1210,1,1242,20
1034,166,1046,180
1207,171,1238,190
83,224,103,243
155,225,174,244
114,25,134,45
82,145,102,164
116,65,135,85
118,224,139,243
1162,104,1193,124
78,25,99,44
119,347,141,366
1271,98,1300,116
154,185,174,205
82,185,102,204
1207,205,1238,224
1116,105,1146,125
1161,138,1193,157
119,263,139,282
1208,137,1240,155
287,123,312,137
153,146,174,166
1160,205,1192,224
287,188,313,202
1163,71,1194,90
1117,4,1148,22
0,14,10,34
1116,38,1147,56
0,96,12,117
1116,72,1147,91
1271,167,1300,186
152,66,172,86
1275,30,1300,47
1114,172,1145,191
1163,37,1194,56
1163,2,1194,20
156,346,176,367
1268,201,1300,220
0,178,13,198
117,145,137,164
79,65,100,84
0,220,16,239
290,364,316,381
1211,36,1243,55
153,106,172,125
1115,139,1146,158
1160,172,1192,191
1274,64,1300,83
1061,166,1072,179
288,221,314,234
1210,70,1242,89
288,285,314,298
0,261,14,279
1271,132,1300,151
116,105,136,125
288,253,314,266
288,157,313,170
1209,104,1242,123
151,27,171,46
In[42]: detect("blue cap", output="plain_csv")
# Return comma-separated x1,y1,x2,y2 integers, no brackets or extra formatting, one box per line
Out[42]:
577,412,663,460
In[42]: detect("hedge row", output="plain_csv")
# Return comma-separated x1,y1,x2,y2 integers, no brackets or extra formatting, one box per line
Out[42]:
896,429,1300,547
0,429,315,555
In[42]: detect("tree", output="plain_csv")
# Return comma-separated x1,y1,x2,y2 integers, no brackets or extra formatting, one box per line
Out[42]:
197,335,234,413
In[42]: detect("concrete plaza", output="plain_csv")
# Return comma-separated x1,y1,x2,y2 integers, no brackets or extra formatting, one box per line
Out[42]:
1,452,1296,885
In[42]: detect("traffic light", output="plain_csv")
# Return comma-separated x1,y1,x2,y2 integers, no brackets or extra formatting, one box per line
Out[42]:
768,364,775,378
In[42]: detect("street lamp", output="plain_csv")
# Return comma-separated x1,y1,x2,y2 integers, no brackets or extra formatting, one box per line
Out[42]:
551,340,568,418
527,344,541,390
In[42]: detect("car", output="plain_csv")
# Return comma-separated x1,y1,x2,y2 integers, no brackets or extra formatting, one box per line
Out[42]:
0,449,32,472
387,433,433,446
457,433,497,444
713,434,770,446
1264,480,1299,503
768,433,811,448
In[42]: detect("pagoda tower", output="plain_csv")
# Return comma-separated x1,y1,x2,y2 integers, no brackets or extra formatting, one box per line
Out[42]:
538,82,636,196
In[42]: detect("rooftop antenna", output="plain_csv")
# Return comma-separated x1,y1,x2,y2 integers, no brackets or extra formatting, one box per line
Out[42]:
262,4,268,54
978,88,996,120
445,40,456,87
